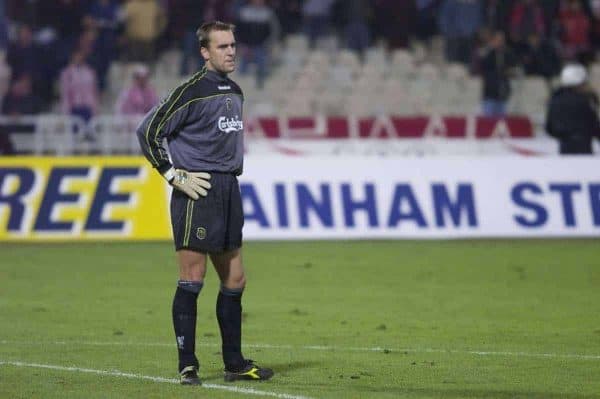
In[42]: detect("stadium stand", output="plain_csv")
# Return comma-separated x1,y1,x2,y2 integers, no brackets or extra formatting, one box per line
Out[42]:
2,0,600,155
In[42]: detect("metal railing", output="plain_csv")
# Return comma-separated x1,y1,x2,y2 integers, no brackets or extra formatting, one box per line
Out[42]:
0,115,144,155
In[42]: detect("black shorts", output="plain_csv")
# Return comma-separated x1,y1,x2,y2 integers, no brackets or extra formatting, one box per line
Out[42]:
170,172,243,253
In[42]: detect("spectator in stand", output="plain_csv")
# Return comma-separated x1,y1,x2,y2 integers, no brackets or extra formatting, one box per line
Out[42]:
546,63,600,154
478,31,518,116
271,0,303,37
508,0,546,46
59,49,99,123
0,39,15,155
6,24,41,84
516,32,561,80
415,0,441,44
115,64,159,115
78,27,99,60
122,0,167,62
2,74,43,115
538,0,561,33
236,0,279,88
4,23,54,106
167,0,205,76
84,0,122,91
0,52,11,103
37,0,88,68
0,126,14,154
0,1,8,51
483,0,513,32
302,0,336,49
0,16,13,155
589,0,600,50
558,0,593,63
438,0,483,65
5,0,38,26
203,0,234,21
337,0,372,57
73,27,103,99
372,0,417,50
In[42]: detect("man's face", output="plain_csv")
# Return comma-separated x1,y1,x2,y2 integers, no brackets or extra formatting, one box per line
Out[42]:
201,30,236,74
134,75,148,87
491,32,505,49
18,26,33,45
72,51,85,65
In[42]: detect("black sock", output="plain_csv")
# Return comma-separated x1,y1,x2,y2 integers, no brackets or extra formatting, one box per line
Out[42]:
172,280,203,372
216,286,245,371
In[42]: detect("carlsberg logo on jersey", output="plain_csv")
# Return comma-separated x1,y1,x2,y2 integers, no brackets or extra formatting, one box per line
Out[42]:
218,116,243,133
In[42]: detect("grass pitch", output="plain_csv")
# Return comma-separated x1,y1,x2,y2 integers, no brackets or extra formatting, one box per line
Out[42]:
1,240,600,399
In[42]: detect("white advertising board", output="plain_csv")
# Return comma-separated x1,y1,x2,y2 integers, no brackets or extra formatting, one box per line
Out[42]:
239,156,600,239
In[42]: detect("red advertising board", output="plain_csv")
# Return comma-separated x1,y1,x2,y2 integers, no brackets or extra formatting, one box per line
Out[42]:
245,115,534,139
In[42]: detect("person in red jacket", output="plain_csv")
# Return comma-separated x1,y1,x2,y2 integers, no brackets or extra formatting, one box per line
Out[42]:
558,0,592,63
508,0,546,45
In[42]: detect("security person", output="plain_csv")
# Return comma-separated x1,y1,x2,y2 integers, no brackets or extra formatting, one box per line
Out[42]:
546,63,600,154
136,21,273,385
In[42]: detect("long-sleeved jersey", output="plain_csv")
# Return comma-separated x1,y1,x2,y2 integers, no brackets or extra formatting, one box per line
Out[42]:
136,67,244,175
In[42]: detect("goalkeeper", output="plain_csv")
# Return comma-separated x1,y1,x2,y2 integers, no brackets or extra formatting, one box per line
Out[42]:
136,21,273,385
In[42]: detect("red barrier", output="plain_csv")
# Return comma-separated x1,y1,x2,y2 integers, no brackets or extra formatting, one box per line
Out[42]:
245,115,534,139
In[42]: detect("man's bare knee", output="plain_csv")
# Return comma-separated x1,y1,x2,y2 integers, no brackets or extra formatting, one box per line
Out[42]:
225,274,246,290
211,249,246,289
178,250,208,281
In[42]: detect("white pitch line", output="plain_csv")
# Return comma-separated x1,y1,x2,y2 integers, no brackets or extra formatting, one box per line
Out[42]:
409,348,600,361
0,360,315,399
2,339,600,361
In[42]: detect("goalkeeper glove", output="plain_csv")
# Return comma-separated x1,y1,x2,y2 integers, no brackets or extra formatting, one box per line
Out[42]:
163,167,211,200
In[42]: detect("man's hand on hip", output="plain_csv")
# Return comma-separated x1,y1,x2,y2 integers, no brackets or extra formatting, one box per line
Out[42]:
163,168,211,200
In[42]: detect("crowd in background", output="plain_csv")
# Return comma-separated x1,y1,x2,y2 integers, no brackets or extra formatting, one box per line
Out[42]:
2,0,600,119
